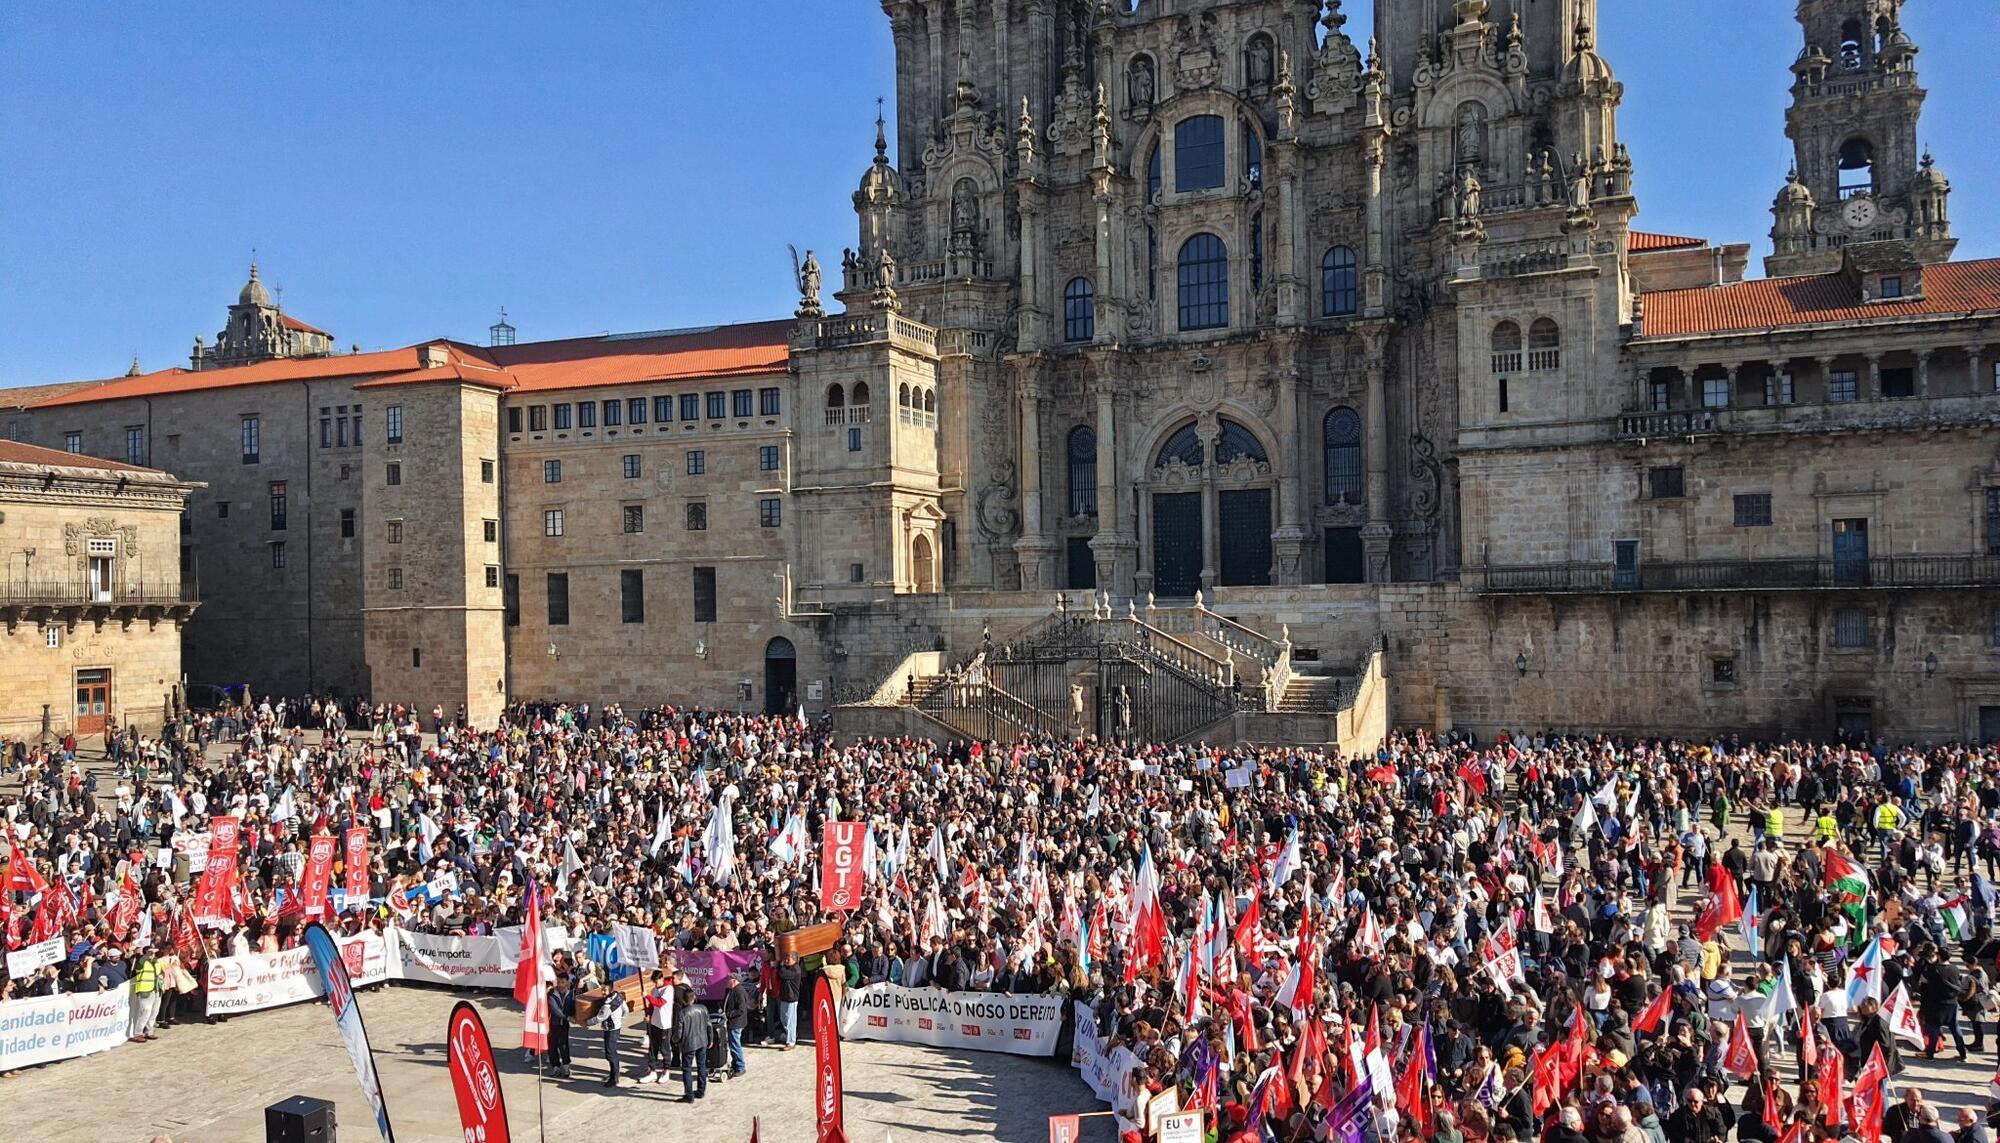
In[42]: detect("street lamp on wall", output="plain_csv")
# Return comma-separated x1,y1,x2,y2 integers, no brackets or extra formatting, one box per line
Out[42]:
1515,652,1529,677
1924,651,1939,678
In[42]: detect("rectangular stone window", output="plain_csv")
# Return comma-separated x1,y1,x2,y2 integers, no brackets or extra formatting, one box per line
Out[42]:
485,565,499,589
217,501,230,519
480,459,495,484
340,508,355,538
1986,488,2000,555
686,450,705,476
620,569,644,624
691,566,717,623
623,505,644,533
271,542,287,569
241,417,261,464
1764,372,1795,406
386,405,403,444
705,392,727,420
544,509,564,537
850,563,865,583
732,389,754,418
505,574,520,626
1174,114,1225,192
412,647,422,669
622,454,641,479
628,397,647,425
848,427,863,452
320,418,332,448
546,572,569,626
1701,377,1730,408
269,482,288,531
759,445,780,472
388,520,403,544
507,408,523,433
1881,367,1914,399
1832,607,1868,649
124,426,145,466
577,402,596,429
45,626,60,649
602,400,621,427
760,388,782,416
759,498,782,528
1880,275,1902,299
528,406,548,431
340,464,351,481
544,459,562,484
483,519,497,543
1990,608,2000,649
1732,493,1772,528
64,431,81,453
387,567,402,590
1646,466,1685,500
685,502,708,531
1828,370,1859,402
338,417,350,448
681,394,701,422
1711,658,1736,684
653,396,673,423
386,462,402,486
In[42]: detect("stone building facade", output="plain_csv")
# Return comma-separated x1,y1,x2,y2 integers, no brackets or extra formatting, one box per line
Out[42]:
5,0,1999,744
0,441,200,738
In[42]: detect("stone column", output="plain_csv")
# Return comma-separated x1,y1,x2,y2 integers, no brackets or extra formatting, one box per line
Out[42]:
1013,368,1058,588
1865,352,1884,400
1916,349,1932,396
1016,190,1045,350
1276,154,1302,322
1968,345,1986,394
1088,380,1136,593
1093,190,1120,340
1271,366,1309,584
1362,137,1387,314
1816,355,1838,401
1359,324,1394,582
1198,422,1220,592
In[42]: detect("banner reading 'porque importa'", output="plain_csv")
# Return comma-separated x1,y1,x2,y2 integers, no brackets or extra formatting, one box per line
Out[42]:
836,982,1064,1057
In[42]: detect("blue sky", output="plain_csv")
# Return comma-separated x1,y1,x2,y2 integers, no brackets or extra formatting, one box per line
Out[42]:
1,1,1993,386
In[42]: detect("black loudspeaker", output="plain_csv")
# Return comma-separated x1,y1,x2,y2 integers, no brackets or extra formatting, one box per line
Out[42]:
265,1095,337,1143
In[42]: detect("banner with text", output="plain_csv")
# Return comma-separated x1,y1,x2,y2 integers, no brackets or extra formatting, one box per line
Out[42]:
0,985,133,1070
388,928,519,989
671,950,766,1001
206,932,390,1015
838,983,1064,1057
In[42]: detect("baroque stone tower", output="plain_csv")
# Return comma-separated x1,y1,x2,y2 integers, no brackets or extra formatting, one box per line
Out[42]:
832,0,1634,596
1766,0,1954,277
190,263,335,371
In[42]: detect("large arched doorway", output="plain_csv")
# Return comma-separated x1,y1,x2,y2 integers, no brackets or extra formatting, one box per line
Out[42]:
763,637,797,716
1147,417,1275,596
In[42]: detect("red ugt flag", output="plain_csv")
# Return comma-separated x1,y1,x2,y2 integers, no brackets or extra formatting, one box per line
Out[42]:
814,984,848,1143
301,834,337,920
343,827,371,909
820,822,866,913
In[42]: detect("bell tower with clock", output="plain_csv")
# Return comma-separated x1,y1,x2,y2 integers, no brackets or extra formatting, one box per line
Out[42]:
1765,0,1955,277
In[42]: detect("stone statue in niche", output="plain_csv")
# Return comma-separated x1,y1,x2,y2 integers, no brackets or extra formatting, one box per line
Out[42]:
1246,35,1275,87
1455,102,1487,169
1128,56,1155,109
950,178,980,235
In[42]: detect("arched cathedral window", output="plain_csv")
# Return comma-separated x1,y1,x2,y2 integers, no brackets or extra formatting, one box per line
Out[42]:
1064,277,1096,343
1322,247,1358,317
1177,233,1229,331
1068,426,1098,517
1323,407,1362,504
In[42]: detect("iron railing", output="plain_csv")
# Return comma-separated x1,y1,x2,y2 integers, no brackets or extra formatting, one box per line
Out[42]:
0,580,198,607
1472,554,2000,594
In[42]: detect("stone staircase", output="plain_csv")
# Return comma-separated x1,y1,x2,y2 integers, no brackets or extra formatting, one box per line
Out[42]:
1275,671,1353,714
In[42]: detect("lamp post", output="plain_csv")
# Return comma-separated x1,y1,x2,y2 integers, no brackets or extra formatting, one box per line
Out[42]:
1515,652,1528,677
1923,651,1938,679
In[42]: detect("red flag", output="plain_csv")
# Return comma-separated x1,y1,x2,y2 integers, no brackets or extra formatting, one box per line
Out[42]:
1396,1023,1433,1138
1047,1118,1079,1143
446,1000,513,1143
814,984,848,1143
1531,1047,1562,1117
820,821,866,913
1693,868,1742,942
1233,892,1262,968
516,883,550,1053
1817,1039,1845,1127
343,827,370,909
4,839,50,897
108,864,143,939
1776,1121,1804,1143
1798,1005,1819,1068
1849,1044,1887,1135
1559,1003,1590,1090
301,834,336,920
750,1118,763,1143
1720,1017,1758,1078
1761,1073,1783,1134
1631,985,1673,1036
1291,1010,1329,1107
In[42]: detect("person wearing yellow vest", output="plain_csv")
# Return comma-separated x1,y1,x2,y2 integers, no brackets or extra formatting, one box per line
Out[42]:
1815,810,1838,845
1764,805,1784,844
128,943,162,1042
1874,798,1903,854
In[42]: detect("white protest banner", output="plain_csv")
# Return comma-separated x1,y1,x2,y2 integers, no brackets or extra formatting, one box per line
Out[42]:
171,831,211,874
0,985,132,1070
6,936,65,980
206,933,389,1015
839,982,1064,1057
613,923,660,971
1070,1001,1118,1102
388,928,518,989
1159,1112,1203,1143
1225,766,1253,789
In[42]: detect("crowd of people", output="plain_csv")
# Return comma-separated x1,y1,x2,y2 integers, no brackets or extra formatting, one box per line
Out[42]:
3,694,1999,1143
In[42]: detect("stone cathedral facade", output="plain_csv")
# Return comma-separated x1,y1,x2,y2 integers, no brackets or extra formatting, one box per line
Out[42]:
9,0,2000,746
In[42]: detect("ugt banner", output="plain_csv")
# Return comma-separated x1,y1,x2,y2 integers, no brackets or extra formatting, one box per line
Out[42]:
814,984,847,1143
302,835,337,919
303,923,396,1143
447,1001,512,1143
344,827,370,905
820,822,866,913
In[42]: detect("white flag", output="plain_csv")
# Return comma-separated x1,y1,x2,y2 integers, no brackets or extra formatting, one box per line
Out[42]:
1881,982,1926,1047
928,825,951,889
649,802,672,858
559,837,583,885
703,794,737,886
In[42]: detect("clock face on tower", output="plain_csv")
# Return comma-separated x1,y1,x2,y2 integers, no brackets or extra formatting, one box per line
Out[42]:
1843,194,1879,232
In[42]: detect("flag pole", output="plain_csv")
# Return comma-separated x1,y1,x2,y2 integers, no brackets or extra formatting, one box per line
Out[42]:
537,1046,546,1143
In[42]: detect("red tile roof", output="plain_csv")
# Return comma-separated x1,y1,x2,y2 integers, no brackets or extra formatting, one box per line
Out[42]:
280,314,330,336
0,380,119,409
1629,230,1707,254
0,439,163,474
473,319,795,394
1641,257,2000,338
18,348,428,408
